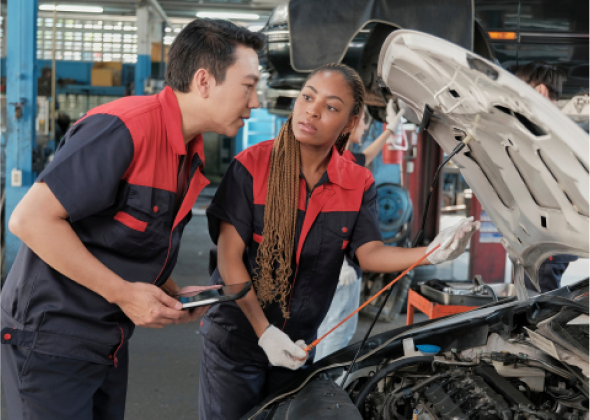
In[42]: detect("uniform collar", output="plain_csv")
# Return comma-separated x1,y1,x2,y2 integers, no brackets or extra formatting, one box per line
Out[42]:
157,85,188,156
326,146,356,190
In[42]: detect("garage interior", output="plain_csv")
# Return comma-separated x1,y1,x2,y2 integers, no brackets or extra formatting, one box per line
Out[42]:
0,1,588,419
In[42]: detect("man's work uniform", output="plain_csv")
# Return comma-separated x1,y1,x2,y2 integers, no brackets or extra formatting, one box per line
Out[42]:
525,254,579,292
1,86,209,420
199,140,382,419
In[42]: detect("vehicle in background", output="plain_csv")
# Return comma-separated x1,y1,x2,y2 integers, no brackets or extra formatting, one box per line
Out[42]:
259,0,588,122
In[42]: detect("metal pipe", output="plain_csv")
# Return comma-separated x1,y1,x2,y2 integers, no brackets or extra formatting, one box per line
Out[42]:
146,0,171,28
51,2,57,145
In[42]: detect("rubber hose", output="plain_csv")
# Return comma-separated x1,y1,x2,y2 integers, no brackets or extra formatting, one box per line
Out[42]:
354,355,434,408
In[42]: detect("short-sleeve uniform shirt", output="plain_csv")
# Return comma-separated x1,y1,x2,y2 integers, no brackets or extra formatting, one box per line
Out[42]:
1,86,209,366
203,140,381,364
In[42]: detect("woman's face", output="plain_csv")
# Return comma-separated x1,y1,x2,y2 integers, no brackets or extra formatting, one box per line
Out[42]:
292,71,359,150
349,109,368,144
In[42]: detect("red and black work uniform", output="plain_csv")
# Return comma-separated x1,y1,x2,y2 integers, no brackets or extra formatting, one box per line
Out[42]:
198,140,381,420
1,86,208,420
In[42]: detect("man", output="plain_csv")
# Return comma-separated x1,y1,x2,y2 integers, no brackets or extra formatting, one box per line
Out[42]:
515,61,567,104
515,61,578,293
1,19,264,420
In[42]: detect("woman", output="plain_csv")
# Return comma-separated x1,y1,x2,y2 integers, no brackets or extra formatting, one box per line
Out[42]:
315,99,405,360
199,63,479,420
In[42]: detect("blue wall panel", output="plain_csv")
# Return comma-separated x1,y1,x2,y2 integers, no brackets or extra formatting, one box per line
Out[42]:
134,54,151,95
4,0,38,272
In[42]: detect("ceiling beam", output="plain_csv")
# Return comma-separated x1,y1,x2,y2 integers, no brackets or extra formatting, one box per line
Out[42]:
145,0,171,26
160,1,276,12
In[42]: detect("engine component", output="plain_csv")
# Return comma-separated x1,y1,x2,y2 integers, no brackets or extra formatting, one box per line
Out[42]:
475,364,534,407
490,352,546,392
354,355,435,409
424,369,513,420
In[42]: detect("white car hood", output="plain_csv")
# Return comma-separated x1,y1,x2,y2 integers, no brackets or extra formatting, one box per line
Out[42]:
378,30,589,295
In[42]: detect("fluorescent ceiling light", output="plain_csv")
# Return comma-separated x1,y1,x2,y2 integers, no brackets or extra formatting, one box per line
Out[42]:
248,25,264,32
39,5,104,13
196,11,259,20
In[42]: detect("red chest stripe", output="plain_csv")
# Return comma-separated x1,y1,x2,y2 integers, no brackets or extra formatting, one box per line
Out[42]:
114,211,147,232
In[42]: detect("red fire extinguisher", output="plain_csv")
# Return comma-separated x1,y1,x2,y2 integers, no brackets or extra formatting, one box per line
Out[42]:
382,124,408,165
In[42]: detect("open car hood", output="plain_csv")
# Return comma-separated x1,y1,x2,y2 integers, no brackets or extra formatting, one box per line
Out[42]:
378,30,589,297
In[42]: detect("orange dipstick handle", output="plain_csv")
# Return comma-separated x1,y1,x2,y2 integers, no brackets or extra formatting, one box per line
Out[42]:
303,244,440,354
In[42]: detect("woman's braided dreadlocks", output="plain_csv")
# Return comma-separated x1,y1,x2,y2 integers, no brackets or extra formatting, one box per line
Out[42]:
254,63,365,318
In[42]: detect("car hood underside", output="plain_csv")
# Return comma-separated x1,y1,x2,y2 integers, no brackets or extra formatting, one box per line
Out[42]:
378,30,589,294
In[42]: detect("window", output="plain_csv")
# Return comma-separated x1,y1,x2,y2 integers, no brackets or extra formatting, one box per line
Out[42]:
35,15,140,63
5,14,187,64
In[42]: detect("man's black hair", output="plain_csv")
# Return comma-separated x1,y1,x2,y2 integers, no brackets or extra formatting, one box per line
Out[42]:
165,19,265,92
515,61,567,101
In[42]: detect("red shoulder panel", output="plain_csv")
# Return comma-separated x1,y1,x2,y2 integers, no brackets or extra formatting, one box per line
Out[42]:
84,95,178,193
342,150,356,163
236,140,274,205
321,159,372,212
363,167,375,192
321,186,364,212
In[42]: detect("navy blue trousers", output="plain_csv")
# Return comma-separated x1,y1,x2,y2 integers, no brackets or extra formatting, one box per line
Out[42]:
198,337,307,420
2,344,128,420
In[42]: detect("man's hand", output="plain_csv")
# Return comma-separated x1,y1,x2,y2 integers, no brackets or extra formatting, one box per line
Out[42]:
113,282,186,328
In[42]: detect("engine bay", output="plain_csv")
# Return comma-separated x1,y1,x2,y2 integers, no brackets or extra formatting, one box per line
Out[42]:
350,332,588,420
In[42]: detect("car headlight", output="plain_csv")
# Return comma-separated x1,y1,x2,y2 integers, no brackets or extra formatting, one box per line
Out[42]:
268,4,288,26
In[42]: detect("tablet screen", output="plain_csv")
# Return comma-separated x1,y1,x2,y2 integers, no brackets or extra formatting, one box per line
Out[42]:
174,283,250,308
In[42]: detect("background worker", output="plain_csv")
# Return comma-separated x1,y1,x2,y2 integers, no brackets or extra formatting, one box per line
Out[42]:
199,63,480,420
1,19,264,420
315,99,405,360
515,61,579,293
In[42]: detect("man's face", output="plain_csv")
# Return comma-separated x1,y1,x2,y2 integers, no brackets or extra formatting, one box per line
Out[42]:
207,45,260,137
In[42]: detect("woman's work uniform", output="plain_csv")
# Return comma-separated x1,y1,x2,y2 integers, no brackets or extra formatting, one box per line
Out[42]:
1,86,209,420
315,149,366,360
199,140,382,420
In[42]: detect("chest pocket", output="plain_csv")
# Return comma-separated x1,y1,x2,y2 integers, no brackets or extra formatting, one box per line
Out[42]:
104,185,169,258
322,214,353,251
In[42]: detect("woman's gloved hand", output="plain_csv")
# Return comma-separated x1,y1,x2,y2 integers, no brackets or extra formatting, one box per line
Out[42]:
258,325,308,370
338,259,359,287
427,216,481,265
385,99,406,133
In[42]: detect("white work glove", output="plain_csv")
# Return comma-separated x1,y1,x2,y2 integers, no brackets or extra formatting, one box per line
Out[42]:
427,216,481,265
385,99,406,133
338,259,359,287
258,325,308,370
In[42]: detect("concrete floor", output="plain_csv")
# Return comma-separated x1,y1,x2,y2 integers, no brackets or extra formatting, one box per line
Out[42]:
1,189,422,419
